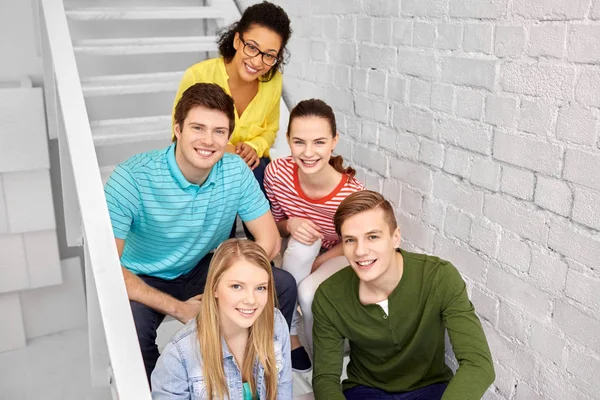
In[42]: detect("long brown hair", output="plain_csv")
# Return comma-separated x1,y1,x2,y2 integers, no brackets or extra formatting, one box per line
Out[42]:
196,239,278,399
287,98,356,177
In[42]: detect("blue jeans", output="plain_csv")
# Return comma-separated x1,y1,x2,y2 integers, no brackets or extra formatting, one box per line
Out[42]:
130,251,297,383
344,382,448,400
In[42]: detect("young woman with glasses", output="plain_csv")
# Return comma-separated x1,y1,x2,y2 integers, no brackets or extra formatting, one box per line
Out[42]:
172,2,292,196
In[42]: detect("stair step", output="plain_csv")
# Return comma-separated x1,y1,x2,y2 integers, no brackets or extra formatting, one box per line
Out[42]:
66,6,226,21
74,36,218,55
81,71,183,96
91,115,172,146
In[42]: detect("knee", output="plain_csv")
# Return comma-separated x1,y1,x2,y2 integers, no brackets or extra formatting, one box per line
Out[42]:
284,237,322,261
297,279,317,309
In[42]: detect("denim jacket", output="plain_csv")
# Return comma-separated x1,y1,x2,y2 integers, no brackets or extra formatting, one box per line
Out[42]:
151,308,292,399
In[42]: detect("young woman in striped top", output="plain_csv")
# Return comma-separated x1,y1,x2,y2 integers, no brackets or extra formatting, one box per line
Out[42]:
264,99,364,372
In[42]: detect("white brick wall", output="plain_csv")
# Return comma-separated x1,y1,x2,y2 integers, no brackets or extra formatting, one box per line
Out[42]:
241,0,600,397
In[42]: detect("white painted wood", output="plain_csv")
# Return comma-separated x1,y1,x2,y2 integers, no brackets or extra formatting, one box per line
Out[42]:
39,5,60,140
73,36,218,55
23,230,63,289
0,176,8,234
81,71,183,97
100,165,115,185
3,170,56,233
66,6,226,21
58,100,84,247
0,293,26,353
0,234,28,294
84,245,111,388
272,99,291,159
20,257,85,339
41,0,151,397
91,115,172,146
0,87,50,173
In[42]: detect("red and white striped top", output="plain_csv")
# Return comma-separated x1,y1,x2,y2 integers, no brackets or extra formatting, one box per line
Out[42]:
264,157,365,249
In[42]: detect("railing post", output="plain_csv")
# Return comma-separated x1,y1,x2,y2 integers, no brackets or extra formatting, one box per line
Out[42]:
84,241,111,388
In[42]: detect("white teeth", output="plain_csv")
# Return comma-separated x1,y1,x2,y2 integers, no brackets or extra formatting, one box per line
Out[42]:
357,260,375,266
245,63,258,73
302,159,318,165
237,309,255,314
196,149,212,156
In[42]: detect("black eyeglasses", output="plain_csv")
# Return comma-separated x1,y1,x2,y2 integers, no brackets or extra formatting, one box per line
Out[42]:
239,36,279,67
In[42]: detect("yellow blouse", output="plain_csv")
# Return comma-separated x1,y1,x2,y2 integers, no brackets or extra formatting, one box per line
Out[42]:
172,57,282,158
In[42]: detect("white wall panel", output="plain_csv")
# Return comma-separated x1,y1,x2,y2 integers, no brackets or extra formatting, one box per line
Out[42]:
3,170,56,233
0,234,28,293
0,88,49,173
0,293,26,352
24,230,62,288
20,257,86,339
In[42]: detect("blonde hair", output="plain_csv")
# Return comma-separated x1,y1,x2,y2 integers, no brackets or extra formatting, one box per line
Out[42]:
196,239,278,399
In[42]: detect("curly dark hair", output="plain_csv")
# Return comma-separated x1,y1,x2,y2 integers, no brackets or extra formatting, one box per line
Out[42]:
217,1,292,82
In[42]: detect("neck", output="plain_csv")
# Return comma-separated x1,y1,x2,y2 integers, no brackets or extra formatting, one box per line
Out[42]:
175,145,210,185
221,318,249,344
298,163,341,191
362,251,404,299
225,60,253,89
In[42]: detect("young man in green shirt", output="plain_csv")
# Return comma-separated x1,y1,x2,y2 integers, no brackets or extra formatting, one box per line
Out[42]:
312,190,495,399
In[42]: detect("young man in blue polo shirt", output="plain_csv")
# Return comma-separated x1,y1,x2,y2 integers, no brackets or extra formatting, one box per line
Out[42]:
104,83,297,381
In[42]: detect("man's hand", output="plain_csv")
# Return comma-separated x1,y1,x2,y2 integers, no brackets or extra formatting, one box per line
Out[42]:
287,217,323,245
236,142,260,170
175,294,203,324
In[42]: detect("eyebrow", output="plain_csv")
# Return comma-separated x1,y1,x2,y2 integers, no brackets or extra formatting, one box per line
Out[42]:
229,280,269,286
341,229,383,239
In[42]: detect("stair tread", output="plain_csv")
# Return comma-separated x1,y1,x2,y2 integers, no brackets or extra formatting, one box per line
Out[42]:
91,115,172,145
74,36,218,55
81,71,183,96
66,6,226,20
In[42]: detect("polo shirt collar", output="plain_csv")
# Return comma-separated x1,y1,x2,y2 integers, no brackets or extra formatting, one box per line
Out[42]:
167,143,218,190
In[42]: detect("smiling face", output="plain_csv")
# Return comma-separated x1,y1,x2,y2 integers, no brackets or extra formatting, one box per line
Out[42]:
232,24,282,82
215,258,270,332
340,207,401,284
288,116,338,176
173,105,230,184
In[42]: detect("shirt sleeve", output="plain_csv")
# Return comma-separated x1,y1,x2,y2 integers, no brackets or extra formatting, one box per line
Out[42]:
150,341,191,399
311,287,346,400
264,161,286,223
245,74,281,157
236,158,270,222
171,67,198,140
275,309,293,400
440,263,495,400
104,165,140,239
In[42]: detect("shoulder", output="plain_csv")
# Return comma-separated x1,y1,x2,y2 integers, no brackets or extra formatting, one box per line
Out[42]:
185,57,221,76
220,153,247,173
273,308,288,341
166,318,200,357
266,156,293,176
403,250,463,287
315,266,353,298
346,176,366,191
112,147,168,184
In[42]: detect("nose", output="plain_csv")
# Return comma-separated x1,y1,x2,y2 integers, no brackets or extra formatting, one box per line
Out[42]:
355,239,368,257
304,143,315,157
243,289,256,305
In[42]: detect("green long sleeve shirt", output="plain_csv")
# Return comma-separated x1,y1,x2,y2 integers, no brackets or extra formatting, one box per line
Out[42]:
311,249,495,400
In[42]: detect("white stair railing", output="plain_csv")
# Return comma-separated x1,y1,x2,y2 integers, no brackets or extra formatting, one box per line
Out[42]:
39,0,151,398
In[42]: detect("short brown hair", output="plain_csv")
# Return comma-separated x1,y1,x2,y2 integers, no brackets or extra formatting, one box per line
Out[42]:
173,83,235,138
334,190,397,236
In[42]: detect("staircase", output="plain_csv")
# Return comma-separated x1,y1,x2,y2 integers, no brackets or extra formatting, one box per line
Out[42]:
59,0,235,178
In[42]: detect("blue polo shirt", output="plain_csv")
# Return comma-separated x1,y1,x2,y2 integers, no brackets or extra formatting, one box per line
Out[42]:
104,144,269,279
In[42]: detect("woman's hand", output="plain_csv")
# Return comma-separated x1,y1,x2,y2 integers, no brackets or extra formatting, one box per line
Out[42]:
236,142,260,170
287,217,323,245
